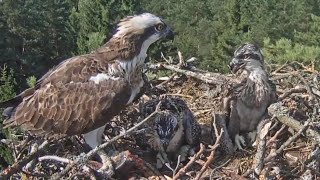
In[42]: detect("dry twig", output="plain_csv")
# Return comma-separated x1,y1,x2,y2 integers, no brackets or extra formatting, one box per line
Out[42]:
164,93,194,99
50,102,162,180
278,87,307,101
194,115,223,180
173,143,205,180
0,140,49,179
177,51,186,68
268,103,320,144
264,118,312,162
294,72,317,103
156,73,177,88
267,124,286,146
250,119,272,177
148,63,237,85
38,155,73,164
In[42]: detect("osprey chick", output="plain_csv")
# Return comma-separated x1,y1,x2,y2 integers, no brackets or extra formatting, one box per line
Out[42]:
1,13,174,151
138,96,201,168
225,43,277,150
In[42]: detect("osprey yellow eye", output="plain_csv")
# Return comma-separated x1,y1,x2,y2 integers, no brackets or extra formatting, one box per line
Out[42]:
155,23,164,31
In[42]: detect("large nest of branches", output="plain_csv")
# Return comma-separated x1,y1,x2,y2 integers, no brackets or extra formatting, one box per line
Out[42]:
1,54,320,180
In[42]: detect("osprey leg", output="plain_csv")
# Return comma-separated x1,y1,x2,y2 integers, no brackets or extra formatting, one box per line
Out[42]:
248,130,257,146
83,125,114,176
234,134,246,150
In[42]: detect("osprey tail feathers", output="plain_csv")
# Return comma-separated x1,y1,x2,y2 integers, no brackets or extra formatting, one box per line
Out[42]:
0,95,22,127
2,107,17,128
0,87,35,109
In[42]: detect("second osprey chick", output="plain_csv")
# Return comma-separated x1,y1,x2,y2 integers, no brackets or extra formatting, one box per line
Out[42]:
225,43,277,150
138,96,201,168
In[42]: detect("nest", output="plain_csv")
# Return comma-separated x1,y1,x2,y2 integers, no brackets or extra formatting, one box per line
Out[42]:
1,57,320,180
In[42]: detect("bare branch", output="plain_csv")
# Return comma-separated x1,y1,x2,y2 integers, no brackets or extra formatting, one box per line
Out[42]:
24,142,40,172
173,143,205,180
195,115,224,180
244,119,272,177
148,63,238,85
156,73,177,88
278,87,307,101
267,124,286,146
0,140,49,179
161,52,172,64
264,118,312,162
165,155,181,178
50,102,162,180
38,155,73,164
177,51,186,68
294,71,317,103
268,103,320,144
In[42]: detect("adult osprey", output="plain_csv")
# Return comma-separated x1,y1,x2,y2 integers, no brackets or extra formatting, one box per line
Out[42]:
0,13,174,151
225,43,277,150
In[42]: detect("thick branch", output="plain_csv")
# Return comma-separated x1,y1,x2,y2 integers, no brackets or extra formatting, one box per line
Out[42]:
148,63,238,85
251,119,272,176
264,118,311,162
268,103,320,144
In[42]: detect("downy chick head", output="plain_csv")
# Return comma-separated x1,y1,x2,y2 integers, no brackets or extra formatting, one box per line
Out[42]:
154,110,179,148
229,43,264,73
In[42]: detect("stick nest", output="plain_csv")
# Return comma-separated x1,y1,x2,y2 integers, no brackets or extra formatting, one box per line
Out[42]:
1,56,320,180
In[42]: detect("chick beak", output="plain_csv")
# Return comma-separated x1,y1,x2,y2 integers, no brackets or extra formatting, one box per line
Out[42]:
229,58,245,73
161,139,170,148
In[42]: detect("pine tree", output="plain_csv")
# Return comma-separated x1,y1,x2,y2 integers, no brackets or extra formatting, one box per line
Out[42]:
0,66,17,170
1,0,75,85
69,0,141,54
142,0,316,72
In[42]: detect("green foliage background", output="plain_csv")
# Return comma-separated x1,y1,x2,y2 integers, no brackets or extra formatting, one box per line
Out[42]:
1,0,320,167
0,66,16,170
142,0,320,72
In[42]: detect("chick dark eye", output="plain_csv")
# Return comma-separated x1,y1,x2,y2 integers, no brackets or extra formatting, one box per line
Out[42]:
174,125,179,131
155,23,164,31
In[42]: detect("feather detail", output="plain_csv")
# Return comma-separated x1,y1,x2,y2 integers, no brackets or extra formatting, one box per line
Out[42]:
10,79,130,138
225,43,277,150
0,13,172,142
138,97,201,159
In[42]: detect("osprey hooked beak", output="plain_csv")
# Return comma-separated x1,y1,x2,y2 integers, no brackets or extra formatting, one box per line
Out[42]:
161,138,170,148
229,57,246,73
163,26,175,41
230,43,264,73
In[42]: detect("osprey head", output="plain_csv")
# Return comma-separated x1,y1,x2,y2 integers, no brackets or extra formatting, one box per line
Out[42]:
154,111,179,148
229,43,264,73
114,13,174,45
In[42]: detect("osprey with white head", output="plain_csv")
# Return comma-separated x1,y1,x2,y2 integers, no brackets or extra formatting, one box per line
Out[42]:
1,13,174,154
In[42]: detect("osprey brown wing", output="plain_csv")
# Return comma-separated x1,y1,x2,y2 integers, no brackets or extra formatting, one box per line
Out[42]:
36,55,110,87
35,33,142,88
10,78,131,138
1,55,111,108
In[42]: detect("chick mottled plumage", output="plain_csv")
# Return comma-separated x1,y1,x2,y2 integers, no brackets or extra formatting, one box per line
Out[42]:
225,43,277,150
138,96,201,168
